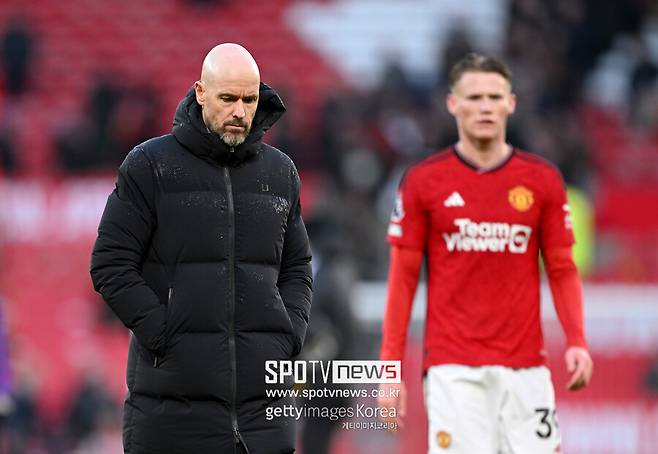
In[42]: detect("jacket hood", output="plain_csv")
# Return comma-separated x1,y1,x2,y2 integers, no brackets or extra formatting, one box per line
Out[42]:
172,82,286,166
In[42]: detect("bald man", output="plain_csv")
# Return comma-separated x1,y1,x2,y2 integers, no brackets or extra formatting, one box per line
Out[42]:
91,43,312,454
195,43,261,147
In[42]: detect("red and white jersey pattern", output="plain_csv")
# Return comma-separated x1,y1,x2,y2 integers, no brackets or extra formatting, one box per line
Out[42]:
387,147,574,370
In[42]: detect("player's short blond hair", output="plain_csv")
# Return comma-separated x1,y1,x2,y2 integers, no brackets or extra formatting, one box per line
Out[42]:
449,53,512,89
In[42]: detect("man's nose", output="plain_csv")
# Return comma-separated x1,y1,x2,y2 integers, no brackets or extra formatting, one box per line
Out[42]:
232,100,246,118
479,99,494,113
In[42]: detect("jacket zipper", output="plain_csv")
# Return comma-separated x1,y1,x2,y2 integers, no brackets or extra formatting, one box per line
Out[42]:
153,285,173,368
223,166,244,451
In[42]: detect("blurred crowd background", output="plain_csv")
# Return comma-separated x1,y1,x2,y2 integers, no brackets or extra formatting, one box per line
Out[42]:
0,0,657,453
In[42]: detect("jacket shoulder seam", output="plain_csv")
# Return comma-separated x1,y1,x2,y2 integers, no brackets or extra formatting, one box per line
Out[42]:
133,146,162,215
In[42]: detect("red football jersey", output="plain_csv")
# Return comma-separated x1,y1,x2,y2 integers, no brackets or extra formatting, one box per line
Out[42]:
387,146,575,370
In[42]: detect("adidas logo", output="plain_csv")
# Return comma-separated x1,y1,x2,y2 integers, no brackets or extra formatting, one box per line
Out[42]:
443,191,465,207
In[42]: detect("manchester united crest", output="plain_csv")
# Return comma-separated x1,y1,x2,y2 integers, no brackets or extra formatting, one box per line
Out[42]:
436,431,452,449
508,186,534,212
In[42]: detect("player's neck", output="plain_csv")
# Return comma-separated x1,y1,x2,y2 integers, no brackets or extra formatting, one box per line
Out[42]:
455,140,512,170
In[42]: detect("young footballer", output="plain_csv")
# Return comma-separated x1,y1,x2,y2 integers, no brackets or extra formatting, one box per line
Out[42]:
378,53,593,454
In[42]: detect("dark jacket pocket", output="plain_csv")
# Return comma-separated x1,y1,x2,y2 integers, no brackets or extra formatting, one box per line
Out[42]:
153,286,174,368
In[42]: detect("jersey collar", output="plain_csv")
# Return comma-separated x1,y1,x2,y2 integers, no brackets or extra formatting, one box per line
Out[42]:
451,144,516,173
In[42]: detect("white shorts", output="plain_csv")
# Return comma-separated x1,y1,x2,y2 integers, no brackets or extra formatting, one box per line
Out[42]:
424,364,561,454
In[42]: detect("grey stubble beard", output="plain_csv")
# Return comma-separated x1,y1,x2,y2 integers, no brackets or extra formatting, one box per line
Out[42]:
202,110,249,148
220,132,247,147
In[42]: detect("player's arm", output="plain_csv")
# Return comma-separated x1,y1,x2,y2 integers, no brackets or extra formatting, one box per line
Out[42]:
379,168,428,429
542,245,593,391
378,245,423,428
381,245,423,361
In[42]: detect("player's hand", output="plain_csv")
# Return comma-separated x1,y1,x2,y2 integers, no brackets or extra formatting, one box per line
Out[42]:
565,346,593,391
377,381,406,431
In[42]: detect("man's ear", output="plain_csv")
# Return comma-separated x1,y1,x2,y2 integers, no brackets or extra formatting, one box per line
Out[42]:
508,92,517,115
194,81,205,106
446,93,457,115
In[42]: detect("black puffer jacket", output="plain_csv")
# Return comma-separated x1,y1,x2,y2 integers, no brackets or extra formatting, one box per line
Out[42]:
91,83,312,454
